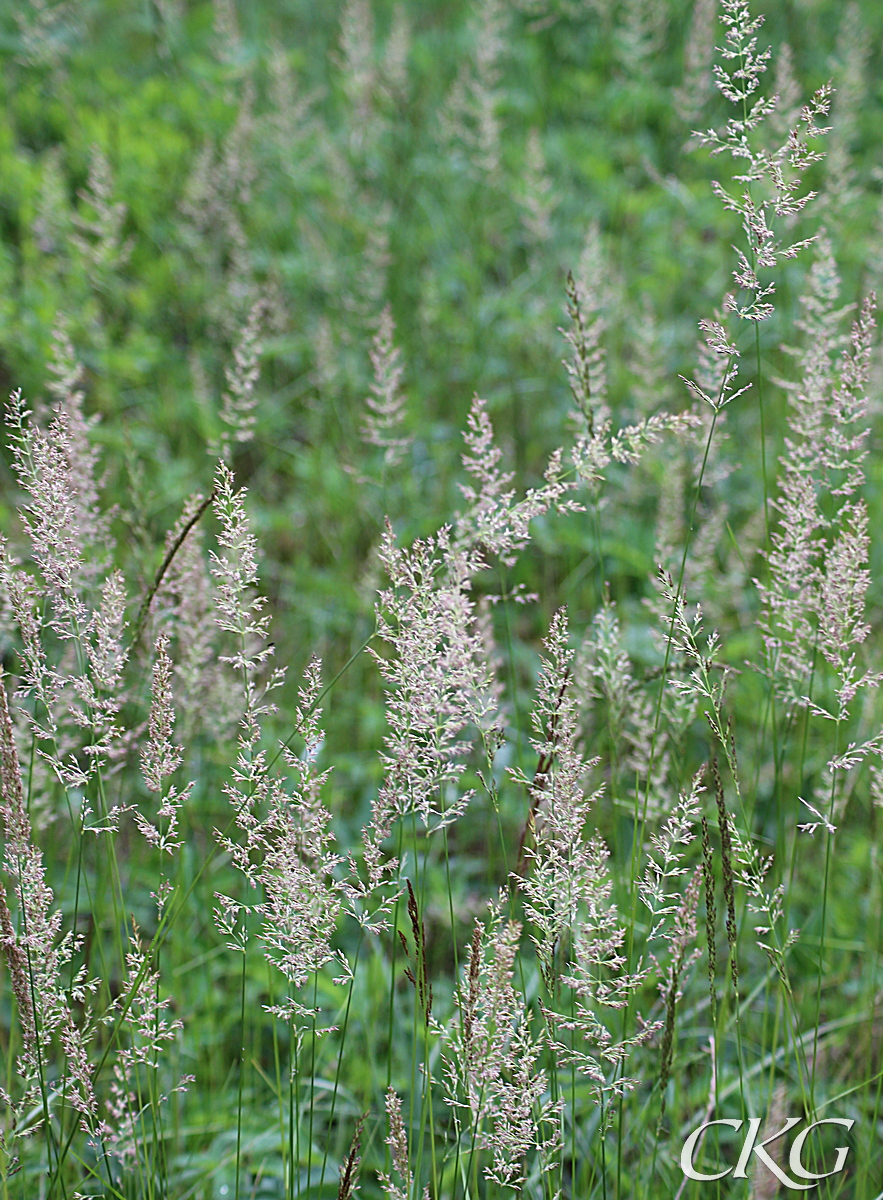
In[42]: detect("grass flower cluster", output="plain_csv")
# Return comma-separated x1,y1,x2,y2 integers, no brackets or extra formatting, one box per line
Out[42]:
0,0,882,1197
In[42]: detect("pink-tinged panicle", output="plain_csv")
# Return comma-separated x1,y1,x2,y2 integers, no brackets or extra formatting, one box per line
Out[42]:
384,1088,409,1187
694,0,833,322
210,461,278,686
372,521,494,830
820,4,869,224
211,0,243,65
113,930,182,1062
616,0,667,73
438,896,561,1188
657,571,731,750
258,658,346,1019
656,867,702,1107
607,410,704,465
4,377,126,795
444,900,522,1108
352,481,524,929
381,5,410,107
67,568,131,827
519,128,556,248
6,388,89,641
561,245,608,428
817,496,876,717
0,543,59,728
136,635,193,899
3,389,129,811
46,317,112,578
99,926,190,1164
484,1018,561,1190
178,87,258,338
642,780,703,910
71,144,133,284
212,630,344,1022
674,0,719,123
770,236,866,500
551,848,658,1122
827,293,875,494
349,522,497,932
360,305,411,471
761,238,878,723
514,612,655,1120
265,41,322,165
437,0,509,178
338,0,377,132
0,671,37,1056
158,493,238,742
219,295,266,462
210,461,295,961
0,668,95,1126
629,294,674,417
512,610,604,976
379,1089,430,1200
639,772,704,943
457,395,581,563
14,0,81,70
562,276,702,492
727,809,792,961
337,1113,366,1200
680,317,747,416
576,599,671,820
141,634,182,794
667,867,702,988
87,571,127,693
711,0,771,108
770,44,802,140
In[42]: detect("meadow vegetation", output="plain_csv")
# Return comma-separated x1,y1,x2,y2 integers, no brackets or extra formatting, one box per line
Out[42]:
1,0,883,1196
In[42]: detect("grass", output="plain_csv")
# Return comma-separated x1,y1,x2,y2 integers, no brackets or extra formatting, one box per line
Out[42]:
0,0,882,1197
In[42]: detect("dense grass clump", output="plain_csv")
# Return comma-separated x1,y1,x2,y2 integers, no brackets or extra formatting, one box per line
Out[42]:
1,0,883,1197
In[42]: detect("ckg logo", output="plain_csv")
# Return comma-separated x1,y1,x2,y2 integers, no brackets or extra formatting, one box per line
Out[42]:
680,1117,855,1189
